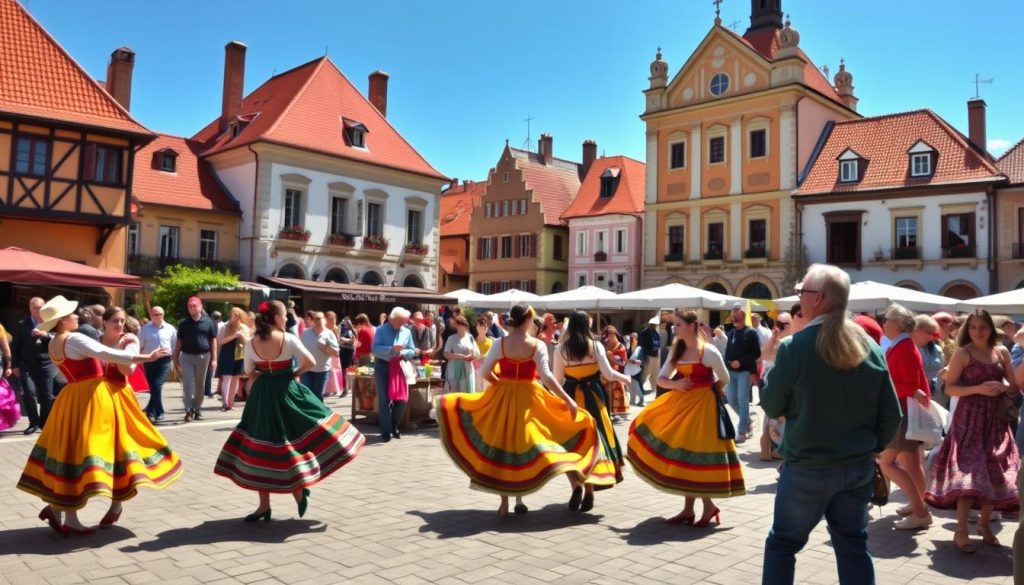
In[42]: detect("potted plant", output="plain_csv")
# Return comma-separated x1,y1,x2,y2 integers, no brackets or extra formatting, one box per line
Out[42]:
404,242,429,255
278,225,311,241
327,233,355,247
363,234,389,251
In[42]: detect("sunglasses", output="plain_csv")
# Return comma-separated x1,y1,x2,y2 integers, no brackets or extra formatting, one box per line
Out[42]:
775,322,790,329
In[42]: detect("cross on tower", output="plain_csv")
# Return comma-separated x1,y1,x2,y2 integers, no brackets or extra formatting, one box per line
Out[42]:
713,0,723,23
728,19,742,31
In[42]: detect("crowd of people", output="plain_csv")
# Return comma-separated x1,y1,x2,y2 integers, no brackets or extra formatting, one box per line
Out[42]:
2,264,1024,584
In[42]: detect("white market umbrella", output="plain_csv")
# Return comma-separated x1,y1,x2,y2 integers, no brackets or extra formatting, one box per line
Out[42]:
773,280,958,313
446,288,488,304
465,288,540,309
531,285,620,311
957,289,1024,314
614,283,744,310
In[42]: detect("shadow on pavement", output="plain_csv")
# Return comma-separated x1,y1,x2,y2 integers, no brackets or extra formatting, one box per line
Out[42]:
608,516,734,546
119,518,326,552
408,504,602,538
0,525,136,555
925,537,1012,579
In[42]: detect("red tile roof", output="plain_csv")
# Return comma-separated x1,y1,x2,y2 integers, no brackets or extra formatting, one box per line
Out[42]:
440,180,484,237
796,110,1004,196
726,25,845,107
509,148,581,226
561,156,646,220
0,0,150,135
192,57,446,181
997,138,1024,185
133,134,240,213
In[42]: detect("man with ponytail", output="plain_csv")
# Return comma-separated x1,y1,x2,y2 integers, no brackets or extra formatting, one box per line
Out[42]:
760,264,902,585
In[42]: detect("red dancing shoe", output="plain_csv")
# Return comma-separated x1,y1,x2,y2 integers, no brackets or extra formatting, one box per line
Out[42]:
38,507,61,533
99,508,122,528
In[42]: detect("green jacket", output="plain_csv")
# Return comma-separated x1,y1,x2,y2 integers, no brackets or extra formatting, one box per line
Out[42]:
762,321,902,468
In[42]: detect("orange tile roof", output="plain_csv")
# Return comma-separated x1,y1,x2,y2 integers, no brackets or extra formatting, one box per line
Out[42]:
795,110,1003,195
997,138,1024,185
0,0,150,135
439,254,467,276
727,26,845,107
440,180,484,236
192,57,446,181
133,134,240,213
509,148,581,226
562,156,646,220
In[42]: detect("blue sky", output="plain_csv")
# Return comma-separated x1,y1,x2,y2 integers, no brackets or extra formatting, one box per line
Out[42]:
23,0,1024,181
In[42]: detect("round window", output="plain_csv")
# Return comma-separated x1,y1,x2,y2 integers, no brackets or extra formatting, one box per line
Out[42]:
710,73,730,96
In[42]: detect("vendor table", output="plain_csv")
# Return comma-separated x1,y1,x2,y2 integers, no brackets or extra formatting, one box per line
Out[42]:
350,374,441,431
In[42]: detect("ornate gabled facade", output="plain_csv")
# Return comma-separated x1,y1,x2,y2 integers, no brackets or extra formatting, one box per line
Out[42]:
192,43,448,289
0,0,153,281
995,137,1024,291
438,178,483,292
641,0,859,300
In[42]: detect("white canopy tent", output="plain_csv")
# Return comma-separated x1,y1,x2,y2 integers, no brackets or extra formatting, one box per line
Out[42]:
957,289,1024,314
446,288,489,304
773,280,959,313
531,285,621,311
614,283,745,310
464,288,541,309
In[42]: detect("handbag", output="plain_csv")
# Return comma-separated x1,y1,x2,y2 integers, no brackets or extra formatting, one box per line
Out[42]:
399,359,418,386
234,339,245,361
871,462,890,507
905,398,949,447
714,388,736,440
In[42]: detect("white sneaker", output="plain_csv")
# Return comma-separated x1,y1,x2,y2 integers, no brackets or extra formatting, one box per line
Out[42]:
735,432,748,444
894,513,933,530
895,504,914,517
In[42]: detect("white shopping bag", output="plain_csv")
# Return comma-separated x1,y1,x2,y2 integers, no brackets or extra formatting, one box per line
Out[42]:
906,398,949,447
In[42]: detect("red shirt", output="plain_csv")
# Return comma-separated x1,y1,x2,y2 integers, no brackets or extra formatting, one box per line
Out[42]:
355,325,375,360
885,337,929,399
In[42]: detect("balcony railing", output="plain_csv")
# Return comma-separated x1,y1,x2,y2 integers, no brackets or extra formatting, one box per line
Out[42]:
326,233,355,247
703,247,723,260
744,245,767,259
594,251,607,262
664,251,684,262
1013,243,1024,259
891,246,921,260
941,244,975,259
127,255,239,277
404,243,429,255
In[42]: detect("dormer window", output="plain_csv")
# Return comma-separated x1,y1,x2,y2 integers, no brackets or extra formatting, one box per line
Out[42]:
342,118,368,148
837,148,865,184
908,140,936,178
160,152,176,172
599,168,620,198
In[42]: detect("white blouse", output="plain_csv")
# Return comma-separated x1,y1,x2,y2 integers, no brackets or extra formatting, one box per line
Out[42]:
479,338,557,386
552,341,630,386
244,332,315,375
63,332,137,366
658,343,731,386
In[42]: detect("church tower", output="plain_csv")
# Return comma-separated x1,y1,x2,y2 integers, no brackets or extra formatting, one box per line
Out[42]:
747,0,783,34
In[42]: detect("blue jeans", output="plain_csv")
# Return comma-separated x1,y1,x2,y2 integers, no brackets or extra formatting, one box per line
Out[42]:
763,458,876,585
300,370,330,402
374,359,396,437
144,357,172,418
725,370,752,434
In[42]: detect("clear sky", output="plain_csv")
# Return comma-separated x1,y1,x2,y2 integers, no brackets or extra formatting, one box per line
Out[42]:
21,0,1024,182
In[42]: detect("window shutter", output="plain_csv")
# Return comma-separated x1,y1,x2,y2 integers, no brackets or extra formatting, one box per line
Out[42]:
969,213,977,251
82,143,97,182
476,281,483,293
355,200,364,236
151,152,161,170
529,279,536,293
530,233,537,257
477,238,483,260
490,237,497,259
513,235,521,258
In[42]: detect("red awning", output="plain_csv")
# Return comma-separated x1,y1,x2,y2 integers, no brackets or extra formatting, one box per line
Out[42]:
0,247,141,288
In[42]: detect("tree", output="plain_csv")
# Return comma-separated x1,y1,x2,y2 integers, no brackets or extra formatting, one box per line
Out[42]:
152,264,239,323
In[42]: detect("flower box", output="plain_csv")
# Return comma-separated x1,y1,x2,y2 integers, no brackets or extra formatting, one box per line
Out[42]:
327,233,355,247
278,226,311,241
363,235,389,251
404,243,429,255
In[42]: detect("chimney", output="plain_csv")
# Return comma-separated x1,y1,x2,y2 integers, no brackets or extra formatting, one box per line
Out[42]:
105,47,135,110
967,99,987,154
369,71,390,117
220,41,247,133
538,133,553,164
581,139,597,177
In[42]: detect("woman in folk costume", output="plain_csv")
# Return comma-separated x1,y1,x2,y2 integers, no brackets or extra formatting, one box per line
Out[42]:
97,307,183,527
16,296,170,535
443,315,480,393
627,310,745,527
214,300,365,521
601,325,631,419
435,304,603,517
552,311,632,512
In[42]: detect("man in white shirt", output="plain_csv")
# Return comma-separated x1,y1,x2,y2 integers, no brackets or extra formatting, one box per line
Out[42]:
751,313,773,347
300,311,339,402
139,306,177,421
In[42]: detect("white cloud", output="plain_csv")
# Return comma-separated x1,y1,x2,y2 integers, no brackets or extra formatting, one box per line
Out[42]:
988,138,1011,155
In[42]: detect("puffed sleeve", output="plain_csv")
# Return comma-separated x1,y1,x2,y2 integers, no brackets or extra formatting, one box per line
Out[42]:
659,354,677,379
288,332,316,366
533,342,554,379
122,338,140,373
701,343,730,386
65,332,135,365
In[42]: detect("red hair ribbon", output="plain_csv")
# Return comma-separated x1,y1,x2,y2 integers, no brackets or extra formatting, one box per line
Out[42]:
258,301,270,314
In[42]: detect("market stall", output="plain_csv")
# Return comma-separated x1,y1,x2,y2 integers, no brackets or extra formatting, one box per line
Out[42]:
348,364,444,431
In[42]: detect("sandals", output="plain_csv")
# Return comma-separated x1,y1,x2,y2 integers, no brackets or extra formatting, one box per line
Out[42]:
954,529,976,553
977,524,1000,546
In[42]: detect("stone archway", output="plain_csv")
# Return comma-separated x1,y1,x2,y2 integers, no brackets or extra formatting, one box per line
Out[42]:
403,273,424,288
276,263,305,279
941,280,981,300
741,281,774,300
323,267,349,283
894,279,924,291
551,281,565,294
361,270,384,286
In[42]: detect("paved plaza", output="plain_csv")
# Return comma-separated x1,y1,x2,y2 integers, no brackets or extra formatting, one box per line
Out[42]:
0,383,1015,585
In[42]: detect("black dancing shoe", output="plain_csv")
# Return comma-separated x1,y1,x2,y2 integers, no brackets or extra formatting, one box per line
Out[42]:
568,486,583,511
514,503,529,515
581,492,595,512
298,489,310,518
244,509,271,522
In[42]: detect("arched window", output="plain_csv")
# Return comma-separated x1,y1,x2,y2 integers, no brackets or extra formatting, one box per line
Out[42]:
323,267,349,283
705,282,728,295
360,270,384,286
551,281,565,294
403,274,424,288
741,282,772,300
277,263,305,279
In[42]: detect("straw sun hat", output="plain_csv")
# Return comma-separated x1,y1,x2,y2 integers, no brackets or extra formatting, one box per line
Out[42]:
36,295,79,333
